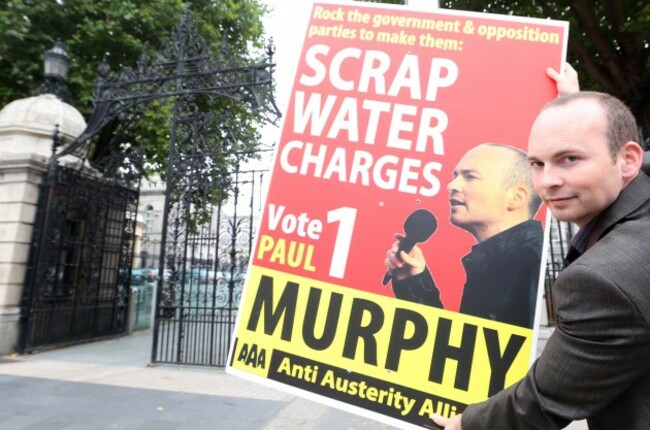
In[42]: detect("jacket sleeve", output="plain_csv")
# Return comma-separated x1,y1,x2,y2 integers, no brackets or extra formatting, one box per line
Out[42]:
391,267,444,308
461,263,650,429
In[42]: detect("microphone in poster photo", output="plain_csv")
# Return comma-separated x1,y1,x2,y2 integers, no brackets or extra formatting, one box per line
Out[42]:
384,144,544,328
381,208,437,286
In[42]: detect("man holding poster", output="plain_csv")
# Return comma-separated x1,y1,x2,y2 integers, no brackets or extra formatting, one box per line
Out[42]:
386,143,543,328
433,92,650,429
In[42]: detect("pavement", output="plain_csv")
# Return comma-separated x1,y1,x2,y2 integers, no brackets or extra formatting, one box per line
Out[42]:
0,327,588,430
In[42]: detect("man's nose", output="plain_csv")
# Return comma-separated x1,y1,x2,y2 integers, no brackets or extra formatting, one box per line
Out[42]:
535,166,563,190
447,176,460,192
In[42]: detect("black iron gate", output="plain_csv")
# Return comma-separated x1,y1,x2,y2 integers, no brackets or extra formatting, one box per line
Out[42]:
543,217,576,325
18,11,278,359
19,162,138,352
151,163,267,366
136,13,280,367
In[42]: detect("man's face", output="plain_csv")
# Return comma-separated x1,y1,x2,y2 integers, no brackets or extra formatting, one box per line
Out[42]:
447,145,512,234
527,100,625,227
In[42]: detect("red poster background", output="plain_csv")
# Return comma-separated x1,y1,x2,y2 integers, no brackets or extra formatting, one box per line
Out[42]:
253,1,566,312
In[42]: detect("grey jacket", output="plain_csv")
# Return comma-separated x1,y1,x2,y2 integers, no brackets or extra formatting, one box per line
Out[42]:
462,173,650,430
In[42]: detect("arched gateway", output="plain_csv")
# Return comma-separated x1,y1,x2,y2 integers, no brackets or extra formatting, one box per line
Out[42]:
17,12,280,366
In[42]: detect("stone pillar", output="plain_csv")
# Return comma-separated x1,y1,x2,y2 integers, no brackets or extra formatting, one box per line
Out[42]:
0,94,86,356
0,153,48,355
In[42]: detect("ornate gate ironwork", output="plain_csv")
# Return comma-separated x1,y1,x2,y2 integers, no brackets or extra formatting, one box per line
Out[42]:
18,11,279,357
152,162,268,366
146,13,280,364
19,150,138,352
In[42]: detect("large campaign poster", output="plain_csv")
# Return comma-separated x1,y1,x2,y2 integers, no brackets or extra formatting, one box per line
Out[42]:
228,1,568,428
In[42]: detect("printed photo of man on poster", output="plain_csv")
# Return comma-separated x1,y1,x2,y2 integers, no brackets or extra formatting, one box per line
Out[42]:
384,143,544,328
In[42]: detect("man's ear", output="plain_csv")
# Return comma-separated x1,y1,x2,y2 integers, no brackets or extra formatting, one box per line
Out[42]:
506,185,529,212
620,141,643,182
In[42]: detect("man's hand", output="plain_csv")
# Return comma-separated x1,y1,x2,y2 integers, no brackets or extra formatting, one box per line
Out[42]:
384,233,426,280
433,413,463,430
547,62,579,96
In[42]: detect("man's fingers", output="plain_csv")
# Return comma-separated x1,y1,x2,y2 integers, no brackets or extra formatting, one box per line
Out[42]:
432,413,450,427
399,249,415,265
546,67,561,80
432,413,462,430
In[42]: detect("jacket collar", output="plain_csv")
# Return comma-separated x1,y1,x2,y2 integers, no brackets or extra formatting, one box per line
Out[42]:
586,172,650,249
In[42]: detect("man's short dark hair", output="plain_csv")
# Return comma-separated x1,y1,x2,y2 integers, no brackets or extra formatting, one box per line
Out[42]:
544,92,639,157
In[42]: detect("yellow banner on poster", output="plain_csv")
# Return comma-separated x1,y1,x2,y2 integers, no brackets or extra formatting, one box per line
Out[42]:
230,267,532,424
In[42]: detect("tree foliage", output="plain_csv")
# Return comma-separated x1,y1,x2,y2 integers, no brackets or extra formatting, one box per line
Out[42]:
0,0,272,178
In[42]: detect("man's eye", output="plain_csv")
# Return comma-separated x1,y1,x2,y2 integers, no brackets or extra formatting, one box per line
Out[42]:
565,156,578,163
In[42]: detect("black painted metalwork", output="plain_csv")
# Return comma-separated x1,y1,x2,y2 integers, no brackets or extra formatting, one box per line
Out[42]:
19,11,279,356
39,41,73,104
143,13,279,367
152,162,268,366
19,142,138,352
543,218,575,325
55,13,279,163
